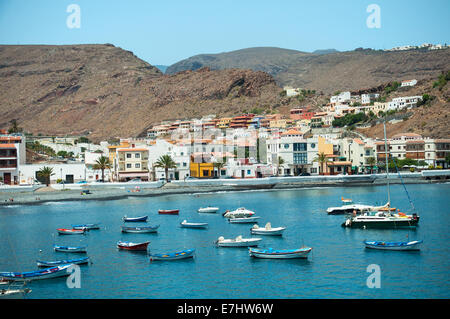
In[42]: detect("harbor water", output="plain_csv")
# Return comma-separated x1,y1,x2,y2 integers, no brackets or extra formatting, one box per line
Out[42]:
0,183,449,298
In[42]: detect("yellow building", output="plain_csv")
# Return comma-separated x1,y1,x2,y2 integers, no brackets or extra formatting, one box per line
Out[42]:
116,147,149,181
189,153,215,178
217,117,233,129
269,119,288,129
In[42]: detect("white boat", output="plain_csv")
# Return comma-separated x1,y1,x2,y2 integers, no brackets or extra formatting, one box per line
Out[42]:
216,235,262,247
54,245,87,253
223,207,255,218
197,207,219,213
249,247,312,259
364,240,423,251
250,223,286,236
228,216,261,223
180,220,208,228
0,283,31,299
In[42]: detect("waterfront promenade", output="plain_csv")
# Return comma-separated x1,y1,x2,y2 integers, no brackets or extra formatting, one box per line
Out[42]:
1,170,448,206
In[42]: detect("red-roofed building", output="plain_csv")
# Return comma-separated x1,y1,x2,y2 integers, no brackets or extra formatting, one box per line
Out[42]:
0,133,26,185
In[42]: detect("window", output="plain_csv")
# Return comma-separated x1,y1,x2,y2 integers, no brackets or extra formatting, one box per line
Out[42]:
135,153,140,158
126,153,132,158
311,168,317,173
126,164,132,168
284,144,290,149
247,170,251,175
293,152,307,164
293,143,307,151
135,163,140,168
310,143,316,149
183,162,187,167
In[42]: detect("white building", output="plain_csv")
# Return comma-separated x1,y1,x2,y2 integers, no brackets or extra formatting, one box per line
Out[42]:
0,133,26,185
387,96,423,111
147,139,191,180
401,79,417,87
330,91,351,104
361,93,380,105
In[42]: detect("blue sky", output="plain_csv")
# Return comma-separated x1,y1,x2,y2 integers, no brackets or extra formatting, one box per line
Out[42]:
0,0,449,65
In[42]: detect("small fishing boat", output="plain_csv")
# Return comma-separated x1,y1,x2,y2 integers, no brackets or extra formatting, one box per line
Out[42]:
228,216,261,223
121,225,159,233
57,228,86,235
249,247,312,259
216,235,262,247
364,240,423,251
149,249,195,261
198,207,219,213
72,223,100,230
122,215,148,222
54,245,87,253
250,223,286,236
158,209,179,215
223,207,255,218
117,241,150,251
0,264,73,282
180,220,208,228
36,257,90,267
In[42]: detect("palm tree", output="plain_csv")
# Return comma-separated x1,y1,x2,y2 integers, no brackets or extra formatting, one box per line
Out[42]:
154,155,177,182
366,157,376,174
213,161,226,179
37,166,54,186
93,156,111,182
313,152,329,175
276,156,285,176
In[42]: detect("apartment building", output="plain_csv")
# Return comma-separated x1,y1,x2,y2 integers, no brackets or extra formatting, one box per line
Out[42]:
0,133,26,185
116,147,150,181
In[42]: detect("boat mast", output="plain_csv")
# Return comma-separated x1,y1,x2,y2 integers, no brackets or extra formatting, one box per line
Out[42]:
383,121,390,206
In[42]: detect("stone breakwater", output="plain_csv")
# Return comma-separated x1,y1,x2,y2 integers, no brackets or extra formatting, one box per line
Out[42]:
0,171,448,206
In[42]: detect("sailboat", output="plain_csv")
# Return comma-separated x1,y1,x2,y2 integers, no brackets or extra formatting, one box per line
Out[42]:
342,121,420,229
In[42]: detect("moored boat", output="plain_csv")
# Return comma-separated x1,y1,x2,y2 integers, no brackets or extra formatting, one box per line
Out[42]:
216,235,262,247
149,249,195,261
72,223,100,230
121,225,159,233
54,245,87,253
0,264,73,282
57,228,86,235
250,223,286,236
122,215,148,222
249,247,312,259
158,209,179,215
117,241,150,251
180,220,208,228
198,207,219,213
36,256,90,267
364,240,423,251
342,211,420,229
0,283,31,299
228,216,261,223
223,207,255,218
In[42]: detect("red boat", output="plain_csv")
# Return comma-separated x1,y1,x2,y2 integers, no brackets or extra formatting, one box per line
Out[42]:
57,228,86,235
117,241,150,251
158,209,179,215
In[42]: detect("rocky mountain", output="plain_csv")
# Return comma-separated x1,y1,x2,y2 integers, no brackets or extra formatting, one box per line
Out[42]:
154,65,168,73
0,44,297,141
166,47,450,94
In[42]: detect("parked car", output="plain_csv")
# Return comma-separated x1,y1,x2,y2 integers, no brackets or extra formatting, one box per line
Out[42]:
299,172,311,176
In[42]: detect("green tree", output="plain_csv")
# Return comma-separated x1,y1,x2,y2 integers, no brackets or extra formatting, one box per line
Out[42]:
366,157,376,174
276,156,285,176
37,166,55,186
8,119,22,134
154,155,177,182
93,156,111,182
213,161,226,179
313,152,329,175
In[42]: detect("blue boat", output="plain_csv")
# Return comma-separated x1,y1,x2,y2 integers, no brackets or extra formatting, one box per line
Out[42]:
72,223,100,230
121,225,159,233
364,240,423,251
149,249,195,261
0,264,72,282
53,245,87,253
249,247,312,259
36,257,90,267
122,215,148,222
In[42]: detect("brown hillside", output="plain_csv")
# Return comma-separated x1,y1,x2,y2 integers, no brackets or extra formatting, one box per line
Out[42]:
0,44,299,141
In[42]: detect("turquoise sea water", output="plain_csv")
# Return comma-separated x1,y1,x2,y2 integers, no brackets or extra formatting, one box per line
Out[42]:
0,183,449,299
